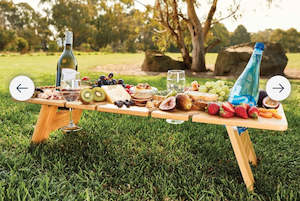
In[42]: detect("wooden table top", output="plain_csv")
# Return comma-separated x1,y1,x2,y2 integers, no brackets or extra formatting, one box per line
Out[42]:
25,98,288,131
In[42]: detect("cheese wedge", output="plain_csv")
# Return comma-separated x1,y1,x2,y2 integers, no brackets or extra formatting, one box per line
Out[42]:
101,85,131,103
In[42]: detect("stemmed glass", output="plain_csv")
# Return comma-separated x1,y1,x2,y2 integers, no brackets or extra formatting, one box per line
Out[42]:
166,70,185,124
60,71,81,132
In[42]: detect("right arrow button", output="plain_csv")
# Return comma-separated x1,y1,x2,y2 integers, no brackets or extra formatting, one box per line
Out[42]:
266,76,291,101
272,83,284,93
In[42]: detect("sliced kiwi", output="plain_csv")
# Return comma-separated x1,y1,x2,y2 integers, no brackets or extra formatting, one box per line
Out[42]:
80,88,94,104
92,87,106,102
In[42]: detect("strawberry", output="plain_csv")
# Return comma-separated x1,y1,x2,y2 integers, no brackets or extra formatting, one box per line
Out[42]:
240,103,250,111
248,106,259,119
207,103,220,115
82,76,90,81
219,108,234,118
222,102,235,113
235,105,249,119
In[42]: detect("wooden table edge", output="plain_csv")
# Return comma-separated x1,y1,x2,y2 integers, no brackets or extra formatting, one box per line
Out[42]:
151,111,191,121
191,116,288,131
25,98,66,107
65,102,97,110
96,104,150,117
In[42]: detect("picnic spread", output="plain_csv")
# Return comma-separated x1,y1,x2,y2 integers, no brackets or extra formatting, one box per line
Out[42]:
14,42,289,191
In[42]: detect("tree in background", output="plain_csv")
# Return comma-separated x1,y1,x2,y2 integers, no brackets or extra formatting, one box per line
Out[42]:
230,24,251,46
0,28,16,51
284,28,300,52
206,23,230,53
251,29,273,42
40,0,156,52
48,0,97,48
154,0,240,71
251,28,300,52
0,0,52,52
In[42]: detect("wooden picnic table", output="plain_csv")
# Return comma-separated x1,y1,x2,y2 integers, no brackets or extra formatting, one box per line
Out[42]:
25,98,288,191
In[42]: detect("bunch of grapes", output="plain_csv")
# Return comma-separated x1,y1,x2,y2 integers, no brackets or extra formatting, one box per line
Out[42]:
198,80,232,102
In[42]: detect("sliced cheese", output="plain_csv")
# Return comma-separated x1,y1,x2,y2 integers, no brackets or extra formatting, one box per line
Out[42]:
101,85,131,103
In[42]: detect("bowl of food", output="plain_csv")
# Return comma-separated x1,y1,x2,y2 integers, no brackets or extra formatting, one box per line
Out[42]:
130,83,158,95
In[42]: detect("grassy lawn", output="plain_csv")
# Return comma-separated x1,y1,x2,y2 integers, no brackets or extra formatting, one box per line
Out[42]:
0,54,300,200
285,53,300,69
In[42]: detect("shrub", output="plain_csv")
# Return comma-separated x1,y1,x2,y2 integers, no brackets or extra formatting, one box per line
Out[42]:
99,45,113,53
78,43,91,52
16,37,29,54
48,41,59,52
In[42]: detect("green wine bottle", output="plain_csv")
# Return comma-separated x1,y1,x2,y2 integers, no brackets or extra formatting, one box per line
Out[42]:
56,31,78,87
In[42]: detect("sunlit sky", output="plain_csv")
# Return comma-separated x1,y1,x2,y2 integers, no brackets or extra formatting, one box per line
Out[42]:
13,0,300,33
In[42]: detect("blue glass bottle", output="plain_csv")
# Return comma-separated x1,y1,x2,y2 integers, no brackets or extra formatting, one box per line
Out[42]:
228,42,264,134
228,42,264,106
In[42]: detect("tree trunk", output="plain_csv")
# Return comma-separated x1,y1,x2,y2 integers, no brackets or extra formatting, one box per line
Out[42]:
190,33,206,72
186,0,207,72
180,46,192,68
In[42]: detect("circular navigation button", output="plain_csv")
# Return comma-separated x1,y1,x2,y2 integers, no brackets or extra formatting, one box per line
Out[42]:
266,75,291,101
9,75,35,101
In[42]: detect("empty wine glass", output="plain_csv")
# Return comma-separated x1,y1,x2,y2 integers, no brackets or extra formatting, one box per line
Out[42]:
166,70,185,124
60,71,81,132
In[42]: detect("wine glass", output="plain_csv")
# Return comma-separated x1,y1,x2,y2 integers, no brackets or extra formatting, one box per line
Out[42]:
60,71,81,132
166,70,185,124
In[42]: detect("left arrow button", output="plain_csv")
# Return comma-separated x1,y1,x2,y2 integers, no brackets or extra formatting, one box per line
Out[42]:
9,75,35,101
16,83,28,93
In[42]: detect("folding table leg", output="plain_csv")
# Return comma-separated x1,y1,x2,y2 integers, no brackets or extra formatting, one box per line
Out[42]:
31,105,82,144
240,130,257,166
226,126,255,191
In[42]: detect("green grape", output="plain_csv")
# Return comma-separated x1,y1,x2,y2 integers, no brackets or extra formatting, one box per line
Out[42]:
219,91,226,97
205,81,211,88
218,96,224,102
209,89,217,94
211,82,217,89
216,80,225,86
198,85,208,93
221,85,229,91
215,87,222,93
224,87,230,94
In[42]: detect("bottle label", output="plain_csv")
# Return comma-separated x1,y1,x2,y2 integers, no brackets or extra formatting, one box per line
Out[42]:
230,95,256,106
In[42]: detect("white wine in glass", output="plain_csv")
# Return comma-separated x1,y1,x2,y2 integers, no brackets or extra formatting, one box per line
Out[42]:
166,70,185,124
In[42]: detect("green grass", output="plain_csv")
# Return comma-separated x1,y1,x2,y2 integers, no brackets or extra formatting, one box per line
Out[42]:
0,54,300,200
285,53,300,69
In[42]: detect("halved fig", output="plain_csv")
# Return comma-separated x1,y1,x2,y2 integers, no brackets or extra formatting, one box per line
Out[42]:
159,96,176,111
258,90,268,107
263,96,279,109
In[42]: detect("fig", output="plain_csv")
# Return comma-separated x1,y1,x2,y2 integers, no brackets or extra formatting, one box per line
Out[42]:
159,96,176,111
263,96,279,109
258,90,268,107
176,93,192,111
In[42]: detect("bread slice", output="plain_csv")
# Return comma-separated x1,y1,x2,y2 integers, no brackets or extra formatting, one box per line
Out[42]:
184,91,218,102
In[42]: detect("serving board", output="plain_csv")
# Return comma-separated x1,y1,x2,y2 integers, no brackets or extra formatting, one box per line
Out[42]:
192,104,287,131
